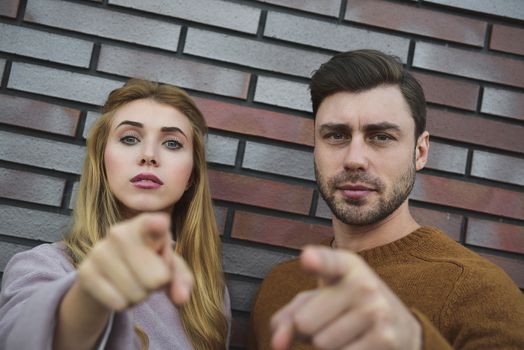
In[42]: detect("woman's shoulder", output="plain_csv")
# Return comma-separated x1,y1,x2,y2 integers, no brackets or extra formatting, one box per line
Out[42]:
3,242,74,278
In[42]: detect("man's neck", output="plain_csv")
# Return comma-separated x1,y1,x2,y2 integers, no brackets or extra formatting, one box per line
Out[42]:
332,201,420,252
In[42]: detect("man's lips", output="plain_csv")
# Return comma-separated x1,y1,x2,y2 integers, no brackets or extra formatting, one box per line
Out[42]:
336,184,376,200
130,173,163,189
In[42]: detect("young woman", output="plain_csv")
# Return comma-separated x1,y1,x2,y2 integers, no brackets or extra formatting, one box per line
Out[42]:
0,79,230,349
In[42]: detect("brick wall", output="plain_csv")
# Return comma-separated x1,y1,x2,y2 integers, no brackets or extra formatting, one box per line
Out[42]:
1,1,523,348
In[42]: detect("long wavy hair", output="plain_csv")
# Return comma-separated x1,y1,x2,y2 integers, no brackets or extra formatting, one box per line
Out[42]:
63,79,228,349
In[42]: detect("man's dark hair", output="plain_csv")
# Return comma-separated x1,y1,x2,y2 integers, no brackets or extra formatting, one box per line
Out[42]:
310,49,426,139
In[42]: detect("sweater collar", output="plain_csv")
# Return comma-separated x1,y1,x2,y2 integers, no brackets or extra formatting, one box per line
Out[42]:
350,226,439,263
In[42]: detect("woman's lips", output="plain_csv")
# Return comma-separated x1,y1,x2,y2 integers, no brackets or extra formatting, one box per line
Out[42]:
130,173,163,189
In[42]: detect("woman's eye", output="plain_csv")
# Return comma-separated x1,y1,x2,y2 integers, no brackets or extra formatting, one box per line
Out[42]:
164,139,183,150
120,135,139,145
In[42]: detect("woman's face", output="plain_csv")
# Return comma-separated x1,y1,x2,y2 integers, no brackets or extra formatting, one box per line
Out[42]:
104,98,194,217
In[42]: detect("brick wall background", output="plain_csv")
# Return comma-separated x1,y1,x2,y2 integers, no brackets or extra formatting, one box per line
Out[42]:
0,0,523,348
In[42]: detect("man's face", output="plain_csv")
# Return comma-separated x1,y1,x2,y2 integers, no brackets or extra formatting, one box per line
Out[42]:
314,85,427,226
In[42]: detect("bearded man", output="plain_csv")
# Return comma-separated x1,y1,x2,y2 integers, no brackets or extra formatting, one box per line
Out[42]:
249,50,524,350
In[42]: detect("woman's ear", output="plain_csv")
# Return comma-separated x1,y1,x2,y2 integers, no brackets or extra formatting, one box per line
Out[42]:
415,131,430,171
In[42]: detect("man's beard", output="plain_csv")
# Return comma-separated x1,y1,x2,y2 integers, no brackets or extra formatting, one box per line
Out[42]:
315,157,416,226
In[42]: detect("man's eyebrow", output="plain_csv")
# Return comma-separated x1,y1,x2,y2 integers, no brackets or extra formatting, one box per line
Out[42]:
363,122,401,133
116,121,187,138
318,123,352,133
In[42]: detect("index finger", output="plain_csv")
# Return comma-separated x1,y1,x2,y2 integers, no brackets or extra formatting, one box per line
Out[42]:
300,246,364,285
131,213,172,253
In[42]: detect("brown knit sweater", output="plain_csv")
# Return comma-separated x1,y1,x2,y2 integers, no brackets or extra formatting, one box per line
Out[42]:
248,226,524,350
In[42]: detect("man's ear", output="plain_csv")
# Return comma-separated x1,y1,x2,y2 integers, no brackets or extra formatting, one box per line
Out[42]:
415,131,430,171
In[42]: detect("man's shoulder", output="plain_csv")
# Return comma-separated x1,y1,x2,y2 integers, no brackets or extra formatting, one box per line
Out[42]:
416,226,520,290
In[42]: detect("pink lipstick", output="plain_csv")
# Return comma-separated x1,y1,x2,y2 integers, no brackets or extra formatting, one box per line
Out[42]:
130,173,163,189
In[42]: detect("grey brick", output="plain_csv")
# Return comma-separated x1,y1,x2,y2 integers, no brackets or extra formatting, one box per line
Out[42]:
254,76,311,112
0,94,80,136
0,167,65,206
258,0,341,17
243,142,314,180
226,278,260,312
69,181,80,210
184,28,330,78
214,206,227,235
0,130,85,174
0,23,92,67
0,242,31,272
8,62,122,105
413,42,524,88
425,0,524,21
109,0,260,34
223,242,295,279
316,197,332,219
98,45,250,98
83,111,101,139
0,59,6,77
206,134,238,166
426,142,468,174
265,12,409,62
471,151,524,186
25,0,181,51
0,204,70,242
481,87,524,121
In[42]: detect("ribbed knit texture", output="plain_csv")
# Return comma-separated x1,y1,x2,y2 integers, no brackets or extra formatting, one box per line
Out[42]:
249,226,524,350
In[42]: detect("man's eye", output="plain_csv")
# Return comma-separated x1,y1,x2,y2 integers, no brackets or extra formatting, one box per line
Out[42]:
120,135,139,145
370,134,394,142
164,140,183,150
325,132,348,143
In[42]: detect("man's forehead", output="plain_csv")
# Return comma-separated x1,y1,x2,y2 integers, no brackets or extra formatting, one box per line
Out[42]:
314,87,414,130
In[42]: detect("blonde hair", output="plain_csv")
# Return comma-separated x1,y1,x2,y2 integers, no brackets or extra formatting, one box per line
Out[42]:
64,79,228,349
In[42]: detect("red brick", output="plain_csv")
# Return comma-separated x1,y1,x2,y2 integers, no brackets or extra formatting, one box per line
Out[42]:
231,211,332,249
0,94,80,136
258,0,341,17
490,24,524,56
426,108,524,153
208,170,313,215
410,206,463,241
231,313,250,348
0,0,19,18
346,0,486,46
412,174,524,221
414,42,524,88
478,253,524,289
411,71,479,111
467,218,524,255
195,97,314,146
481,87,524,121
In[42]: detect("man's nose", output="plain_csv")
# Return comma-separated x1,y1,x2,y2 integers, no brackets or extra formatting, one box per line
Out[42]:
342,137,369,171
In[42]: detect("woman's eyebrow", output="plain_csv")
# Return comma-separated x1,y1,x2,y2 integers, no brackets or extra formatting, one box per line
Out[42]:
161,126,187,138
116,121,188,138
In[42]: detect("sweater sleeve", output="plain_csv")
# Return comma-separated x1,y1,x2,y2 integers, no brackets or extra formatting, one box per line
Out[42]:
0,244,78,350
410,308,453,350
441,264,524,350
